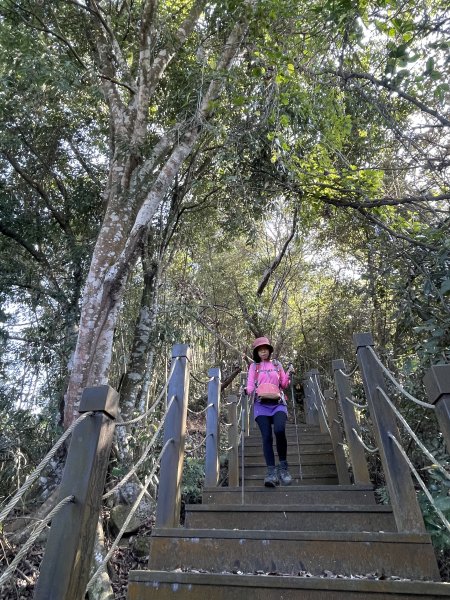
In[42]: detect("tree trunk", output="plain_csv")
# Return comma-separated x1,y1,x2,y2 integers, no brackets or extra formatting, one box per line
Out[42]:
63,12,252,427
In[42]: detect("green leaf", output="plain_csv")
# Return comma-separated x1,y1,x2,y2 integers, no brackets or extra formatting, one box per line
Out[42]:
430,71,442,81
425,57,435,74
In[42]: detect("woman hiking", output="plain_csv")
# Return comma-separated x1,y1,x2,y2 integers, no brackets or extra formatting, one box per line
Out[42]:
245,336,294,487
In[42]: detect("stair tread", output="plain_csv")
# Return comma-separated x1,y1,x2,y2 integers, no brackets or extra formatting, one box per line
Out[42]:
203,484,374,492
151,528,431,543
129,571,449,595
186,504,392,513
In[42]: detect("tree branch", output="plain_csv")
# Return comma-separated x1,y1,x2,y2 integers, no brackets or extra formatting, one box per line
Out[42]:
1,151,72,235
334,69,450,127
256,207,298,296
356,207,438,251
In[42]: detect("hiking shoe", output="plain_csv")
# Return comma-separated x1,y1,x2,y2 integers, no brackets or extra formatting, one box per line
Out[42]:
264,466,280,487
278,460,293,486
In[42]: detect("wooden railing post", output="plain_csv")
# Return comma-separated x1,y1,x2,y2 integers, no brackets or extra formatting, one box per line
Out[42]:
155,344,191,528
205,367,221,487
353,333,425,533
303,371,319,426
34,386,119,600
332,359,371,485
227,395,239,487
324,389,351,484
424,365,450,451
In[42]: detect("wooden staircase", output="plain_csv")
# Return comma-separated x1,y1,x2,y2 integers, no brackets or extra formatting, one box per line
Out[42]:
128,423,449,598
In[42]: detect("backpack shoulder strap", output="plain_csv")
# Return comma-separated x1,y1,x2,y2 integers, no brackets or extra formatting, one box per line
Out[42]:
255,362,260,385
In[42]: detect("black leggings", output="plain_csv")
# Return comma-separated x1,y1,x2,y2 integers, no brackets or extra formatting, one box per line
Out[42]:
255,412,287,467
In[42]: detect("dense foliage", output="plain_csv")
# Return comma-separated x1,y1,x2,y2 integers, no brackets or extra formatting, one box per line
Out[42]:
0,0,449,591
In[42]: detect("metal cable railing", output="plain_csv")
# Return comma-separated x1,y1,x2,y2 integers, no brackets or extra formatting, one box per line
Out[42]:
0,495,75,587
376,387,450,481
338,364,359,378
86,438,174,593
185,433,212,455
367,346,435,409
190,372,213,386
343,395,368,409
117,358,179,427
389,433,450,535
187,402,214,416
0,411,93,524
351,427,379,454
103,396,176,500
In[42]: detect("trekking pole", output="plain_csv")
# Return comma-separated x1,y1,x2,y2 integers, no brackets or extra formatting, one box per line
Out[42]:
241,401,245,505
289,365,303,481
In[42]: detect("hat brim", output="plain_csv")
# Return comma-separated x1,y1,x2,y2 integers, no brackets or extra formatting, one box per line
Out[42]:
253,343,274,361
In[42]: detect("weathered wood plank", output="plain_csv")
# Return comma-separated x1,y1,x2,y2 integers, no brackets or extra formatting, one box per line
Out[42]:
354,333,425,533
35,386,118,600
333,359,371,484
155,344,191,529
205,367,221,487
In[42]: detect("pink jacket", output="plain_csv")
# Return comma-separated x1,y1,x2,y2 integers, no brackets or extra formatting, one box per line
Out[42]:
246,359,290,395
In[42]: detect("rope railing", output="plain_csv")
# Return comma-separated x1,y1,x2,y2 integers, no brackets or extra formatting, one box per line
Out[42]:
376,387,450,481
367,346,435,409
86,438,174,593
319,404,332,436
312,374,328,409
309,374,331,433
389,433,450,536
0,495,75,587
103,396,176,500
185,433,212,455
343,395,368,409
117,358,179,427
0,411,93,524
351,427,379,454
190,372,213,386
338,364,359,378
187,402,214,416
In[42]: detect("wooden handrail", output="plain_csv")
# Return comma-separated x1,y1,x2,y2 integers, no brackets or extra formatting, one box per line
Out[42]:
324,389,351,485
35,386,119,600
205,367,221,487
353,332,426,533
424,364,450,452
303,371,320,426
332,359,371,485
227,395,239,487
155,344,192,529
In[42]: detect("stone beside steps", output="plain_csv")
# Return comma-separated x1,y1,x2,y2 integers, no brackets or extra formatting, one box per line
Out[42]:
128,423,447,599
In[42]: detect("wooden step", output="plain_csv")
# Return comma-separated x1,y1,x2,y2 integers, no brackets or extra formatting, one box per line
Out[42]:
147,529,440,580
243,447,335,465
245,434,331,445
241,463,338,478
185,504,396,532
129,571,450,599
241,445,333,456
202,485,377,505
239,452,336,472
243,473,340,486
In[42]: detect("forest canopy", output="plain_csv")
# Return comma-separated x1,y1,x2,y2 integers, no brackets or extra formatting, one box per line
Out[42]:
0,0,449,594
